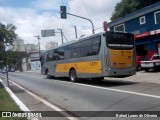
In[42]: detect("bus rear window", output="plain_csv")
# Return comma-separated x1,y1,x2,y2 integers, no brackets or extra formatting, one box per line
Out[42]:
106,32,134,49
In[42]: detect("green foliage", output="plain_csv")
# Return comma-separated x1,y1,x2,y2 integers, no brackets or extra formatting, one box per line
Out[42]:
111,0,160,21
0,23,17,66
7,50,18,65
0,23,17,44
0,82,27,120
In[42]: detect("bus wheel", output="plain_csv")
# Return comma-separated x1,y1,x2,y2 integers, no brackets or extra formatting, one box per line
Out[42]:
69,69,77,82
45,69,51,79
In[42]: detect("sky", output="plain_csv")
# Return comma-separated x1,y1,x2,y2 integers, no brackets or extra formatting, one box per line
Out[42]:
0,0,121,50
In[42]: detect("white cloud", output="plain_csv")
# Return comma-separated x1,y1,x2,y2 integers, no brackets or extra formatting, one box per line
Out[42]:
0,0,120,50
68,0,120,33
31,0,61,11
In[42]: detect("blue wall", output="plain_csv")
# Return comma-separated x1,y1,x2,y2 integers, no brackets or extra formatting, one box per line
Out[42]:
110,10,160,34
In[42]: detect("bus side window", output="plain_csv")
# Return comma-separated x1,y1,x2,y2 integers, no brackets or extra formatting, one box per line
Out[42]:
64,45,72,59
92,36,101,55
52,50,57,61
80,39,92,57
54,49,59,60
48,50,54,61
72,43,80,58
40,55,44,66
46,52,49,61
58,48,64,60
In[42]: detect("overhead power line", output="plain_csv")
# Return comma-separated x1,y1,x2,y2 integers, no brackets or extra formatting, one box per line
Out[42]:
81,0,92,20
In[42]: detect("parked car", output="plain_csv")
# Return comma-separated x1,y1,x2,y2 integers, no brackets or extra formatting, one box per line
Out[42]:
2,69,7,74
10,68,15,72
141,54,160,72
136,56,144,71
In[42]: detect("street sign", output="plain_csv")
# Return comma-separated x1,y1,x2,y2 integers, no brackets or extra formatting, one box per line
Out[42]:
41,29,55,37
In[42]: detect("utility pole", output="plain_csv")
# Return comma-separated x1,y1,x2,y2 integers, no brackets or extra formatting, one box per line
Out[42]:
57,29,64,44
74,26,77,39
67,13,95,34
34,36,41,58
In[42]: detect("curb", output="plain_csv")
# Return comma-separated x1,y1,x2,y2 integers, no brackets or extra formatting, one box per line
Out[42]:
0,79,38,120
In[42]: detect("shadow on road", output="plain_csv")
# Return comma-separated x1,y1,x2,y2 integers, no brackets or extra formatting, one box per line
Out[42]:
143,69,160,73
48,77,138,88
9,85,26,94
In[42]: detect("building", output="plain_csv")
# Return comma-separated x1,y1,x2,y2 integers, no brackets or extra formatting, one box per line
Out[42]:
25,44,39,53
13,37,25,52
45,41,58,50
108,2,160,58
28,51,41,71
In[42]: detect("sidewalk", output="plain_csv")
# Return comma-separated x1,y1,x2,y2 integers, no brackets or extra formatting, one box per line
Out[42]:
105,70,160,84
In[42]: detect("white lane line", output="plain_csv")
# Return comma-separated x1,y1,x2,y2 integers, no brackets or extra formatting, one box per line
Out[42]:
9,73,44,79
73,82,160,99
0,79,38,120
10,73,160,99
9,80,80,120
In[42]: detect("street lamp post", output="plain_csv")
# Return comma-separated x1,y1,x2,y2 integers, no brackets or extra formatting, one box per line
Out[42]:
34,35,41,58
57,29,63,44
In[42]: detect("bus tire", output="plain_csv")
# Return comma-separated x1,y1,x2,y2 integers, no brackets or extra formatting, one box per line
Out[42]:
45,69,52,79
69,69,77,82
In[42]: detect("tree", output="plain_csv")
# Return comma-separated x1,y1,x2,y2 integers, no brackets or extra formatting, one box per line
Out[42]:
0,23,17,45
111,0,160,21
0,23,17,66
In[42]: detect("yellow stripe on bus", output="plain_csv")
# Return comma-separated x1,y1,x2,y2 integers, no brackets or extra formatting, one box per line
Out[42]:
55,61,102,74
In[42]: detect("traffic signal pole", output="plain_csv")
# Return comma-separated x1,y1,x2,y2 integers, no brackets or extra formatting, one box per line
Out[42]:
60,6,95,34
67,13,95,34
57,29,63,44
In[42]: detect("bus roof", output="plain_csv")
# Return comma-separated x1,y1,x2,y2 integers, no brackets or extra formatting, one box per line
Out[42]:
41,32,105,53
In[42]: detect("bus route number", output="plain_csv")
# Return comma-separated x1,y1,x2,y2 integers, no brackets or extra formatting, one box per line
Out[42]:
90,62,98,66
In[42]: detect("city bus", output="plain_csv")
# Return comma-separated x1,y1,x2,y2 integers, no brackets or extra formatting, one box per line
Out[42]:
40,31,136,82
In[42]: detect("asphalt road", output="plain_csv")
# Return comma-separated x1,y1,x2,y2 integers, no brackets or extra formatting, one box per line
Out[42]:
2,71,160,119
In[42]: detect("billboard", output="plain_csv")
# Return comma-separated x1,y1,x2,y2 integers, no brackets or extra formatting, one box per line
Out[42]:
41,29,55,37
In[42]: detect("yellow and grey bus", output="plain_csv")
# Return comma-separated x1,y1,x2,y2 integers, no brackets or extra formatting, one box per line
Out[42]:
40,31,136,82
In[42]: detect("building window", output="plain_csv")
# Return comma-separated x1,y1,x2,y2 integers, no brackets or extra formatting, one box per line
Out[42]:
155,11,160,24
140,16,146,24
114,24,125,32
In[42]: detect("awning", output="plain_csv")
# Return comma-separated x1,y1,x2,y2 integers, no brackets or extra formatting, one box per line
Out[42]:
135,29,160,39
136,40,151,45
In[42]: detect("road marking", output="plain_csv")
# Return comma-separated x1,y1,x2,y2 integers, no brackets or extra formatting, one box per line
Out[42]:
8,73,44,79
9,73,160,99
9,79,80,120
74,82,160,99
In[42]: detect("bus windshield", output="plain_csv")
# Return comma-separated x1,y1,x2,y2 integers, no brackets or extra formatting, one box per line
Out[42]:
106,32,134,50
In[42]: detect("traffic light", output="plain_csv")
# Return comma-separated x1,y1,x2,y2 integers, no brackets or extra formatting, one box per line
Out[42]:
60,6,67,19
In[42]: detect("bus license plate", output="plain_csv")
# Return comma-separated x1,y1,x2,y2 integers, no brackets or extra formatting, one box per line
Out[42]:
119,63,126,67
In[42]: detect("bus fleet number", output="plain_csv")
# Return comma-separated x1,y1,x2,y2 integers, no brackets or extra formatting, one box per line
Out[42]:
90,62,98,66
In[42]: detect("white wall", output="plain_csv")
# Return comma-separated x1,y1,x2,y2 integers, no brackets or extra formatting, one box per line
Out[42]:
31,61,41,71
21,58,27,71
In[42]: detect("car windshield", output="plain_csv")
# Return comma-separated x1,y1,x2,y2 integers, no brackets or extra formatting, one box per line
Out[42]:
152,56,160,60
